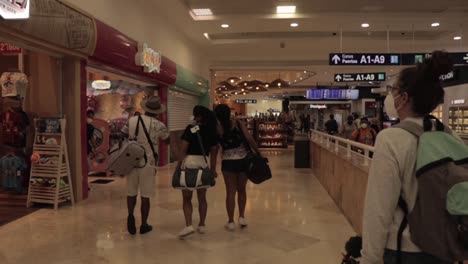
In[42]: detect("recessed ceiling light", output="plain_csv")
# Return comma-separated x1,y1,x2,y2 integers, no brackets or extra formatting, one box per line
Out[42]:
304,71,307,73
278,83,282,87
221,24,230,28
203,33,210,40
454,36,462,40
241,88,245,92
361,23,370,28
248,75,251,78
243,92,247,95
277,5,296,14
431,22,440,27
256,87,259,90
235,92,238,95
192,8,213,16
230,79,235,83
300,77,303,80
265,84,269,88
290,23,299,28
244,83,247,86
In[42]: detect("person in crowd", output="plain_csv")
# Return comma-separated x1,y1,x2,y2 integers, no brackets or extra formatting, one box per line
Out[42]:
353,113,361,129
304,114,311,133
325,114,339,135
122,96,170,235
351,117,377,146
215,104,259,231
86,110,97,170
361,51,459,264
177,106,219,238
340,115,356,140
370,117,381,134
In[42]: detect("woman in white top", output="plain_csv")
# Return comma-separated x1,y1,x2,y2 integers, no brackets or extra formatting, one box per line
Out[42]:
361,51,456,264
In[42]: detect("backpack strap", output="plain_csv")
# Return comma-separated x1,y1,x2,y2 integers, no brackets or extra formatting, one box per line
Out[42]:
397,195,409,264
394,120,424,138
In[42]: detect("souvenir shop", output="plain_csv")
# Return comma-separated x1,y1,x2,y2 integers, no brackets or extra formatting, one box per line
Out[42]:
0,0,95,213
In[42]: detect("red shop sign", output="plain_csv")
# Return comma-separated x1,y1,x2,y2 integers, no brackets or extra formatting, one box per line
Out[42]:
0,42,21,55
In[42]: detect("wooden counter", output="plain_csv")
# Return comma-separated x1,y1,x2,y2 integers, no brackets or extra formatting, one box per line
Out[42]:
310,139,370,234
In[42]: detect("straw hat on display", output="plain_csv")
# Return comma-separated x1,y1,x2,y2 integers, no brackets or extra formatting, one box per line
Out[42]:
141,96,166,114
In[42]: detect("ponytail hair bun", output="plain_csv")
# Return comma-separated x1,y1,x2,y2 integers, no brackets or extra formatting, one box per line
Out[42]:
420,50,454,81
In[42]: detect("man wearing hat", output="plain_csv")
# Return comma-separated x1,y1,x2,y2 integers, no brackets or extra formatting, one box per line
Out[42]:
122,96,170,235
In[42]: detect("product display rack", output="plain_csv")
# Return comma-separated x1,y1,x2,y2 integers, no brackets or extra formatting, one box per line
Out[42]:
27,118,75,209
449,106,468,139
257,121,288,148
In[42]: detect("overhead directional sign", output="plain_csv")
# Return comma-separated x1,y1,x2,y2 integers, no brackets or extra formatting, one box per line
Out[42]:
334,72,386,82
235,99,257,104
329,53,400,66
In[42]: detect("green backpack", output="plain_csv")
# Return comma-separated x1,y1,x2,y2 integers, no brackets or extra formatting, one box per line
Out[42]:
396,116,468,263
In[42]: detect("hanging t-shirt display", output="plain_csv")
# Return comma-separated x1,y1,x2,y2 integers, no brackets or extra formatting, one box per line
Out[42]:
0,154,27,193
1,109,29,148
1,72,28,98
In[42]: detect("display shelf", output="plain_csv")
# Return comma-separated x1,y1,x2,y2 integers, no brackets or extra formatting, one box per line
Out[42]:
257,121,288,148
27,118,75,210
448,106,468,138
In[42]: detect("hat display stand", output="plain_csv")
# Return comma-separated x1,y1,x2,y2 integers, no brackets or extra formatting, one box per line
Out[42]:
27,117,75,209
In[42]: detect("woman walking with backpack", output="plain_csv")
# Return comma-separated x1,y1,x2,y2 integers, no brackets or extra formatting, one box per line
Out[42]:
361,51,467,264
215,104,260,231
177,106,219,238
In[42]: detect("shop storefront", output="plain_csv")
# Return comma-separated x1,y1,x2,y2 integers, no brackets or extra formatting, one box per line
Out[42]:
0,0,95,211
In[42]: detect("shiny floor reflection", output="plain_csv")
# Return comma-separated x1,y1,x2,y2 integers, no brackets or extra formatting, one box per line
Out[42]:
0,149,354,264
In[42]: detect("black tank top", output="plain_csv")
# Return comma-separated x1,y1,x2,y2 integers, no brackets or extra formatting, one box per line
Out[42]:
219,126,244,150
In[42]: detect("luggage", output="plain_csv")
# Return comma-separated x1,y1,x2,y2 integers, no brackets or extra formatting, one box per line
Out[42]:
172,125,216,189
107,115,156,176
395,116,468,263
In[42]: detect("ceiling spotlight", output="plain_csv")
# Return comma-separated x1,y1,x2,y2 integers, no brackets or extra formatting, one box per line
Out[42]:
278,83,282,87
361,23,370,28
265,84,269,88
230,79,235,83
243,92,247,95
203,33,210,40
192,8,213,16
300,77,303,80
454,36,462,40
290,23,299,28
244,83,247,86
277,5,296,14
221,24,230,28
256,87,259,90
241,88,245,91
431,22,440,27
239,76,243,80
304,71,307,73
235,92,238,95
248,75,251,78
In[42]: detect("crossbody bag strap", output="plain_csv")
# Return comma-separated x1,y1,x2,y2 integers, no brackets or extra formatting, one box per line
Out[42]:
137,114,158,161
193,127,209,167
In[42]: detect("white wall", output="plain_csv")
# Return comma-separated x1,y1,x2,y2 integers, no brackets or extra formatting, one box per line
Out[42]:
64,0,207,77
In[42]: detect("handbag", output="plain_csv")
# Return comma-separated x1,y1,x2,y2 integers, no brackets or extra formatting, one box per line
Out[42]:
237,121,272,184
107,114,157,176
172,125,216,189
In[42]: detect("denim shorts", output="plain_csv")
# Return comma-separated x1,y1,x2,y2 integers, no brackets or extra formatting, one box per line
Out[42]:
383,249,452,264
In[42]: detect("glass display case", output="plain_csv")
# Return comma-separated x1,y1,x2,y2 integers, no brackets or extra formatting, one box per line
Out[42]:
448,106,468,139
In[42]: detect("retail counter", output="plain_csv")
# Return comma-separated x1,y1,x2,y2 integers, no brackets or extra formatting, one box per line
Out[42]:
310,138,370,234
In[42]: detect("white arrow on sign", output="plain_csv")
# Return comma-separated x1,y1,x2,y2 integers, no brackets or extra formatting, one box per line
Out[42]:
335,75,343,82
464,53,468,63
332,55,341,64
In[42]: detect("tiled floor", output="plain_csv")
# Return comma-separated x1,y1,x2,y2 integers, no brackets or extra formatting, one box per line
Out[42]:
0,149,355,264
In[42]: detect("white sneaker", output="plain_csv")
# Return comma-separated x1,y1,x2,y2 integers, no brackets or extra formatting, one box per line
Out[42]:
239,217,248,228
178,226,195,238
197,226,205,234
225,222,235,231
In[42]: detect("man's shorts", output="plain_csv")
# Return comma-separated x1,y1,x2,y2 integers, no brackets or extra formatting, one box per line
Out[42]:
126,165,156,198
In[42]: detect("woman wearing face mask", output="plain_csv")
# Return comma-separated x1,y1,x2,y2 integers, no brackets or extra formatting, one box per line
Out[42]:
361,51,461,264
341,115,356,140
177,106,219,238
351,117,377,146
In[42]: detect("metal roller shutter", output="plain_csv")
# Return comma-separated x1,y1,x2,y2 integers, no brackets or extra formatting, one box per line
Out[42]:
168,91,198,131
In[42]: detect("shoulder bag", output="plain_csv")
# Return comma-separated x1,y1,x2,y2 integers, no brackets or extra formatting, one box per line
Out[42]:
238,121,272,184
